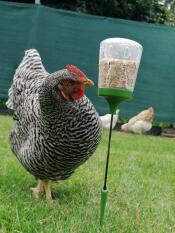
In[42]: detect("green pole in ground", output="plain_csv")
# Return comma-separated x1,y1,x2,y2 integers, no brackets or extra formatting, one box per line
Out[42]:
99,88,132,225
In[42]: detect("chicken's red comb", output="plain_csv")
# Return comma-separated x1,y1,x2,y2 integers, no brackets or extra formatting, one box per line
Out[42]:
66,64,86,78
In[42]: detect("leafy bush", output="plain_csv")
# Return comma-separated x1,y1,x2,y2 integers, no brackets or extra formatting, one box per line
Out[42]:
41,0,171,24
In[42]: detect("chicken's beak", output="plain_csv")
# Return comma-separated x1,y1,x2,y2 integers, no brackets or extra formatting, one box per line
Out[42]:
84,78,94,87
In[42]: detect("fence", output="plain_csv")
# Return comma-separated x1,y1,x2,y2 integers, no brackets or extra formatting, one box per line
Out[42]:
0,1,175,122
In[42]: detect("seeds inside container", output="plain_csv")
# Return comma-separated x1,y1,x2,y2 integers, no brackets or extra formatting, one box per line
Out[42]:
99,58,137,91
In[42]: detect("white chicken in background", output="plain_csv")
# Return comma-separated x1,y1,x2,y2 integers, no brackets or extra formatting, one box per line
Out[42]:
100,109,120,129
121,107,154,134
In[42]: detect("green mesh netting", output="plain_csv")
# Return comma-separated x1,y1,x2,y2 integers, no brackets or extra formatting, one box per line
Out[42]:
0,1,175,122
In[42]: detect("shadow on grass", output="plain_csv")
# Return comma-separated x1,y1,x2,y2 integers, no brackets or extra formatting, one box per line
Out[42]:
51,180,90,203
1,169,90,205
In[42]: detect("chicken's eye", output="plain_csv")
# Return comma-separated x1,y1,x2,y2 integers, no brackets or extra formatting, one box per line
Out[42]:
68,80,75,85
63,80,74,87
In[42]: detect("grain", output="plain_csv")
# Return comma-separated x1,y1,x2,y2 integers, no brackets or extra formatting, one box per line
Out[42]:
99,58,137,91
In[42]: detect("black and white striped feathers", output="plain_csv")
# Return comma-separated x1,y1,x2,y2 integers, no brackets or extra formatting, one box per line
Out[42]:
7,49,102,181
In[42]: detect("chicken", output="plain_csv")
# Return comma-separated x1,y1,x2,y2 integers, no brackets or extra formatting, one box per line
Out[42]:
121,107,154,134
100,109,119,129
6,49,102,201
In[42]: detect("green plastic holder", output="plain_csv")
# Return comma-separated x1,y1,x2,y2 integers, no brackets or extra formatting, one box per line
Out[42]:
98,87,133,114
100,187,108,225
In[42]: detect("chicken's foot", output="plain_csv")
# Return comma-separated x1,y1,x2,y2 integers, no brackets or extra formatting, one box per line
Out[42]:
30,180,44,199
30,179,52,201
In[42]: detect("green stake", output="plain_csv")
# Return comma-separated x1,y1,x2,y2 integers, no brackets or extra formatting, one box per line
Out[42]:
100,113,113,225
99,88,132,225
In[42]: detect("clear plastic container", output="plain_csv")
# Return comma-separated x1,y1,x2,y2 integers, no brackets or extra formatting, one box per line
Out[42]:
98,38,143,92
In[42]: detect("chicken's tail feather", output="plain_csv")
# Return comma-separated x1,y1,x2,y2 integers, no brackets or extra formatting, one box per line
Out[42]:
6,49,49,110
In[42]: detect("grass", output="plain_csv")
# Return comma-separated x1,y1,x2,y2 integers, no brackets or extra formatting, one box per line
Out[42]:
0,115,175,233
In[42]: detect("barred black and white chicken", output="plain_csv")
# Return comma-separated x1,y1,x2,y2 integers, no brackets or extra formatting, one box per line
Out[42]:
7,49,102,201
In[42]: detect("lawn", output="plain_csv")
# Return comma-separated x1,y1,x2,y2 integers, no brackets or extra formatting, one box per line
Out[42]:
0,115,174,233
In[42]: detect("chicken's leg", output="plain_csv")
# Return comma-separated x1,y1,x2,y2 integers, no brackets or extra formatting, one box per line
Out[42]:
43,180,52,202
30,180,44,199
30,179,52,201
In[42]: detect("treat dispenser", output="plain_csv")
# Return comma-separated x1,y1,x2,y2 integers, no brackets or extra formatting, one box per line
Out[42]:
98,38,142,114
99,38,142,225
